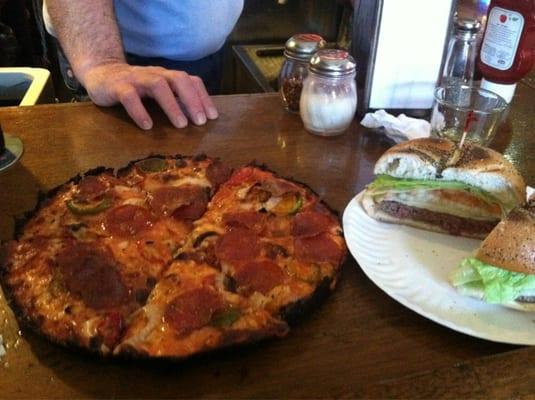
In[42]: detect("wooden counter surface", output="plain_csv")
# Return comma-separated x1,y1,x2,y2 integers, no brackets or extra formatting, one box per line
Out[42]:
0,86,533,399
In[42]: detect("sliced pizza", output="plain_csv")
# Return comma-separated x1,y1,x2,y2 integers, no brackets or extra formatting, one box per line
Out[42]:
0,157,346,359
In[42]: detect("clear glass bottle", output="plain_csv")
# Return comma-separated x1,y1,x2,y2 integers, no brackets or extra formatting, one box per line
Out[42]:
279,34,326,113
300,49,357,136
440,16,481,86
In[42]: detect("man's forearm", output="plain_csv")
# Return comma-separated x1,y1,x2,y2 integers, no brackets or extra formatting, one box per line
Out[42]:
46,0,217,130
46,0,125,85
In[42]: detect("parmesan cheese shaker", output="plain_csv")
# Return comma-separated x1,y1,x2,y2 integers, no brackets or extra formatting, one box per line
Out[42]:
300,49,357,136
279,34,326,113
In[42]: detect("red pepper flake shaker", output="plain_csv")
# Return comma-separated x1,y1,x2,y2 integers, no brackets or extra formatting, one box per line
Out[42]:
278,34,326,113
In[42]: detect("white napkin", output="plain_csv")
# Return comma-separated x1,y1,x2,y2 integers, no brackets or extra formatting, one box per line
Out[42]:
360,109,431,143
528,186,534,200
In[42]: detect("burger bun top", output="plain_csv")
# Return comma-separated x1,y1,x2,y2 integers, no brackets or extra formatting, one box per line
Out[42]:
373,138,526,209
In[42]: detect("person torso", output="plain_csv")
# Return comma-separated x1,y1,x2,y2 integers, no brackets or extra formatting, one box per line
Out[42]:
43,0,244,61
114,0,244,61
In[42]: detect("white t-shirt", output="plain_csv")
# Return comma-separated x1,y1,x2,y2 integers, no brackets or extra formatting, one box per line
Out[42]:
43,0,243,61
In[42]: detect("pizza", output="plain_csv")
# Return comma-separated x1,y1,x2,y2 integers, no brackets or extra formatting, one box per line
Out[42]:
0,155,347,359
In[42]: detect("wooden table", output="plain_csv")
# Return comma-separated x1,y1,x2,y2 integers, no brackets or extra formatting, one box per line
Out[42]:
0,85,533,399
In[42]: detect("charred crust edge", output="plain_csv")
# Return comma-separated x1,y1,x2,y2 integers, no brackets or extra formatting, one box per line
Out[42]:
279,276,335,326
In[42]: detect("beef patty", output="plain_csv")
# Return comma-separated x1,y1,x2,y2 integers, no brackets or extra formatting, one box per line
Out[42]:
378,201,498,236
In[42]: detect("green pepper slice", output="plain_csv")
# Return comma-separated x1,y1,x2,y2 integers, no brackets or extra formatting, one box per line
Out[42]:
66,197,112,215
135,157,168,173
272,192,303,216
210,309,241,328
290,195,303,215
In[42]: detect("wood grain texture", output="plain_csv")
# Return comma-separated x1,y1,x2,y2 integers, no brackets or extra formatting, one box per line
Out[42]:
0,89,533,399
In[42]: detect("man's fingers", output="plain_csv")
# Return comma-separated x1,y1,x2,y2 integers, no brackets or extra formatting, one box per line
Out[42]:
143,75,187,128
190,75,218,120
166,71,207,126
85,63,216,129
116,83,153,130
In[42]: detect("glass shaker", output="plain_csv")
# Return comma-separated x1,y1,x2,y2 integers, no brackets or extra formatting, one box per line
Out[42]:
440,16,481,86
300,49,357,136
279,34,326,113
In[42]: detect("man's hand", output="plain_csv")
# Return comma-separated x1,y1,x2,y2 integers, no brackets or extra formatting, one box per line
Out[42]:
46,0,218,130
83,63,218,130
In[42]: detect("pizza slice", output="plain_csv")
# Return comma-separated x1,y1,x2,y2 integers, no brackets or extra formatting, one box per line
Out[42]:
178,166,346,316
1,237,139,353
116,259,288,358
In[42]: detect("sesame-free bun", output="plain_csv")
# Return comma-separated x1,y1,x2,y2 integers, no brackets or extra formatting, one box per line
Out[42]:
373,138,526,211
476,200,535,275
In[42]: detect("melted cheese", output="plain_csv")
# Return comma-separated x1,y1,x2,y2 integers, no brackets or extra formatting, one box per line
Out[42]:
383,189,502,220
118,305,163,349
144,176,211,193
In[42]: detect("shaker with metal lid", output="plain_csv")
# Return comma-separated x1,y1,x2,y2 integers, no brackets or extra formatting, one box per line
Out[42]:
440,16,481,86
279,33,326,113
300,49,357,136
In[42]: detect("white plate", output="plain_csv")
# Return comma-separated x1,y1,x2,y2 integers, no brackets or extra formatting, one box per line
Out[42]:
343,191,535,345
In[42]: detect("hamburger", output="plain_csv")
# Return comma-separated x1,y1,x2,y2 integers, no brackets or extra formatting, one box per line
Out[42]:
361,138,526,239
451,198,535,311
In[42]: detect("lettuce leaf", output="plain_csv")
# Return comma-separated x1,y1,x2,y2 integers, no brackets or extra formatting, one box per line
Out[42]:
451,257,535,304
367,175,505,212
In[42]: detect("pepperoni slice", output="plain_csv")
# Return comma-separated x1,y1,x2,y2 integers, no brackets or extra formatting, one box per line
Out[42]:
292,211,334,237
215,227,261,262
206,160,232,188
264,215,292,237
172,195,208,220
56,242,128,309
223,211,266,233
150,185,208,219
104,205,155,237
294,233,342,263
76,176,108,202
164,287,224,333
234,260,286,295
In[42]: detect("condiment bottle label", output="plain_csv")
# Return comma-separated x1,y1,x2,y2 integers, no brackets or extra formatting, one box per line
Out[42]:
480,6,525,71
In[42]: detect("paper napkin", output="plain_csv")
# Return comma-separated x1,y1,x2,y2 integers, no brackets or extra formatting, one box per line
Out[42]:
360,109,431,143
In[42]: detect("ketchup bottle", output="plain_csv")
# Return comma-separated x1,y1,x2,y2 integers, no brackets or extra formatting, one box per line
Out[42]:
478,0,535,103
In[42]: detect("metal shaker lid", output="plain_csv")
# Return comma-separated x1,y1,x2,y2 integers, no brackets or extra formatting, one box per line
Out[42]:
309,49,356,77
284,34,326,61
454,16,481,33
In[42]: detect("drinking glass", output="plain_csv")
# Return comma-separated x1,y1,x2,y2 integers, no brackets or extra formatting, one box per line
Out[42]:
430,84,507,146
